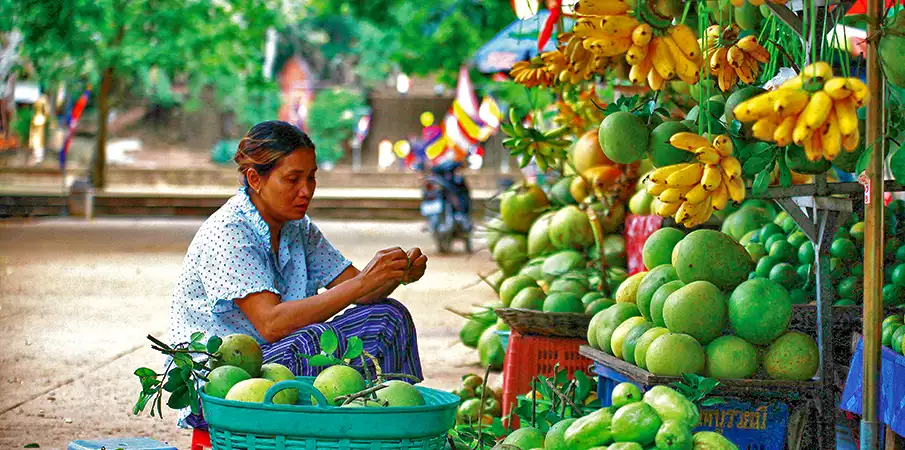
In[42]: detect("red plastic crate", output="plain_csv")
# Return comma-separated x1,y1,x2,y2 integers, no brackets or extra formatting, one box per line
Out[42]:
191,428,211,450
501,331,593,428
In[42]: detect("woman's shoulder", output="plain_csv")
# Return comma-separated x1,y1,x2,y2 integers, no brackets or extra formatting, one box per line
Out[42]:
193,192,262,244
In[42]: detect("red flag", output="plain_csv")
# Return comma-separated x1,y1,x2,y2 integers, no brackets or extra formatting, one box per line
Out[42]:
59,88,91,169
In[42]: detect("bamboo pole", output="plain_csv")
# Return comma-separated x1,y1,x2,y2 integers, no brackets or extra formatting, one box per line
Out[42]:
861,0,886,443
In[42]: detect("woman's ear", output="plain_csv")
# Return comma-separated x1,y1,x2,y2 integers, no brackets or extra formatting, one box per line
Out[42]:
247,170,262,194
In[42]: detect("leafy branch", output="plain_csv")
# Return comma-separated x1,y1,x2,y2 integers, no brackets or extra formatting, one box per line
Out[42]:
669,373,727,407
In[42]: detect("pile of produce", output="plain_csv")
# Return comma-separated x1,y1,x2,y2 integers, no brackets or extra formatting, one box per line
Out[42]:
587,226,821,381
453,374,504,425
882,313,905,356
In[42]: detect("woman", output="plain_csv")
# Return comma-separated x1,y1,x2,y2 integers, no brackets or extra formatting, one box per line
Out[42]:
168,121,426,425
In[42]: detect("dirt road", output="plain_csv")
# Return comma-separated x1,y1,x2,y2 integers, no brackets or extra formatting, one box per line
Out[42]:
0,218,498,449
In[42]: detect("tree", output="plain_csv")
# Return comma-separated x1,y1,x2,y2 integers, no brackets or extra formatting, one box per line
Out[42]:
5,0,287,188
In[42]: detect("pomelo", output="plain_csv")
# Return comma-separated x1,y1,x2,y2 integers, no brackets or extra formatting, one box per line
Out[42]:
705,335,759,379
879,10,905,89
594,303,642,354
375,380,425,407
650,280,684,327
519,259,546,281
213,334,264,377
485,217,512,253
585,299,614,315
564,406,616,448
545,418,579,450
648,121,695,167
598,111,651,164
663,281,727,344
542,250,587,281
746,242,767,262
549,176,577,206
674,229,754,290
527,212,557,258
692,431,739,449
611,382,643,408
313,365,366,405
205,365,252,399
762,331,819,381
727,278,792,345
642,385,700,429
721,206,773,242
655,419,693,450
500,184,550,233
260,363,298,404
606,443,643,450
460,319,492,348
581,291,605,306
226,378,276,403
622,322,654,365
642,228,685,270
588,310,608,349
611,317,648,359
500,275,539,307
478,325,505,370
610,402,662,445
549,277,589,296
572,130,613,174
636,265,679,321
502,427,546,450
629,189,655,215
616,271,648,304
645,333,706,376
549,205,595,251
493,234,529,277
544,292,585,313
634,327,669,370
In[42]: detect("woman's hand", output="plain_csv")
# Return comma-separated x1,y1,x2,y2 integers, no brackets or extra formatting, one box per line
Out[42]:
403,247,428,284
355,247,410,295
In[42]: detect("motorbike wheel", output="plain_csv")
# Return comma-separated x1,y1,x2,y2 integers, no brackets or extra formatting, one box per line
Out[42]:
464,237,473,254
434,231,452,254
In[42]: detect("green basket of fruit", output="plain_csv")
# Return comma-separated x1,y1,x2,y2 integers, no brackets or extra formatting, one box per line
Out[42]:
200,376,459,449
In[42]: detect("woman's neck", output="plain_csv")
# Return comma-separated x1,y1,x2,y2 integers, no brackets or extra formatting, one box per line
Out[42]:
248,188,284,242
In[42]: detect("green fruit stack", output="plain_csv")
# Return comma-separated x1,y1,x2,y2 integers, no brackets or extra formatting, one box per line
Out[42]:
882,313,905,355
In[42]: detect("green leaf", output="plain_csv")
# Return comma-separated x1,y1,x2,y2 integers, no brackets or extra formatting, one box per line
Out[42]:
890,145,905,182
306,354,336,367
729,120,743,136
574,370,591,402
701,397,729,407
699,377,720,394
190,332,205,343
320,329,339,355
163,368,188,393
753,170,772,194
343,337,364,360
134,367,158,378
742,147,775,176
856,146,874,175
189,342,207,352
206,336,222,353
166,386,191,410
172,353,194,369
24,443,40,448
778,157,792,187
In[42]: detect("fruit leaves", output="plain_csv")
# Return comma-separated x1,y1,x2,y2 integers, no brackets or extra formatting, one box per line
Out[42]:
343,336,364,361
320,329,339,355
669,373,726,407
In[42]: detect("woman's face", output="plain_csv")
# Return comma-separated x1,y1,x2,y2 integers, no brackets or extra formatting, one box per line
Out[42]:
256,149,317,222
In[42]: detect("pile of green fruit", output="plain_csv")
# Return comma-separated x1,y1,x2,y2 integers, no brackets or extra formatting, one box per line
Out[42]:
882,313,905,356
587,227,821,382
453,374,504,425
458,304,508,371
500,383,738,450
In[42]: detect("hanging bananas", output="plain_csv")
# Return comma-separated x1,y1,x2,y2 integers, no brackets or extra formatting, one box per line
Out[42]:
624,23,704,90
501,109,573,172
699,26,770,92
645,133,745,228
732,62,869,162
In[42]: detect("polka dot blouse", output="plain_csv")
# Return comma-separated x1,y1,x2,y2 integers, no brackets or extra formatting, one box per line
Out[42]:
168,187,353,346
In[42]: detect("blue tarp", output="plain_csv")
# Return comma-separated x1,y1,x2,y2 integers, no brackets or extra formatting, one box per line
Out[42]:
841,337,905,437
473,11,574,73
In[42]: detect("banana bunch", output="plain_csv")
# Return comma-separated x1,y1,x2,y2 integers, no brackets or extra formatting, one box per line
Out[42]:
645,133,745,227
574,0,632,16
558,30,617,84
510,55,558,88
624,24,704,90
501,109,572,171
732,62,869,161
700,26,769,91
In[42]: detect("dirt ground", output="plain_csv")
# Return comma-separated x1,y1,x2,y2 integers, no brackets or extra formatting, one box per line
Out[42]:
0,217,500,449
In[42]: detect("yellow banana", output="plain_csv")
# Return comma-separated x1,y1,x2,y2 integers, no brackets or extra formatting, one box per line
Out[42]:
712,135,733,157
792,112,814,146
626,44,648,65
843,126,860,152
734,90,780,122
599,16,640,37
666,163,705,186
802,91,833,130
721,156,742,180
719,61,738,92
823,77,853,100
706,25,721,42
630,55,653,85
701,164,723,191
667,24,703,65
710,47,729,72
773,115,798,147
847,77,869,106
632,24,653,47
821,110,842,160
684,183,710,204
835,96,859,136
711,181,730,211
663,36,699,84
727,174,746,203
736,35,770,63
781,75,804,90
648,64,665,90
647,180,669,195
574,0,632,16
800,62,833,82
774,89,811,117
674,201,693,223
657,199,682,217
648,163,690,184
804,129,824,161
573,18,598,35
659,186,691,203
735,58,757,84
695,146,721,164
670,132,712,152
651,38,676,80
752,116,782,141
684,199,714,227
727,45,746,68
584,36,633,57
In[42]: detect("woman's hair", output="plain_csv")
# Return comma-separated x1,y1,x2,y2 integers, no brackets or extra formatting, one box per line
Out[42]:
234,121,316,185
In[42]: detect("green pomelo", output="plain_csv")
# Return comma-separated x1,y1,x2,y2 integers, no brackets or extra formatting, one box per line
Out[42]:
595,303,642,354
493,234,529,277
663,281,727,344
739,230,759,246
893,326,905,354
550,176,577,206
769,263,798,290
616,271,648,304
375,380,425,407
478,325,505,371
212,334,264,377
586,299,615,315
604,234,627,262
582,291,605,306
205,365,252,399
460,319,492,348
769,240,797,263
485,217,512,253
645,333,706,376
727,278,792,345
622,322,654,365
675,229,754,290
705,336,759,379
762,331,820,381
500,275,539,307
527,212,557,258
642,228,685,271
612,382,643,407
598,111,651,164
544,418,578,450
611,317,649,360
543,250,587,281
655,419,694,450
650,280,684,328
734,0,762,29
636,265,679,321
610,402,662,445
883,314,904,329
634,327,670,370
692,431,738,450
503,427,546,450
720,206,773,242
588,310,608,349
226,378,276,403
786,145,832,174
543,292,585,313
549,277,589,296
313,365,366,405
648,121,695,167
260,363,298,404
882,323,899,347
746,243,767,262
724,87,765,123
500,184,550,233
564,407,616,448
642,385,701,429
549,205,595,251
629,189,655,215
519,259,546,281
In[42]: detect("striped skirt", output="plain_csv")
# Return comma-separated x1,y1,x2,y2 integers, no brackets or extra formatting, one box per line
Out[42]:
185,299,422,429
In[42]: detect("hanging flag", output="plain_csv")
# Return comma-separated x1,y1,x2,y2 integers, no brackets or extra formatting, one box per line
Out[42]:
59,87,92,170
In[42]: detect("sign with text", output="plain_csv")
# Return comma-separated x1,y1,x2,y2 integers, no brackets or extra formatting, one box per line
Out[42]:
696,398,790,450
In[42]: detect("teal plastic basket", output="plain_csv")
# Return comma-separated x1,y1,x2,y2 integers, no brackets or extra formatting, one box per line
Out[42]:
200,377,460,450
494,330,510,350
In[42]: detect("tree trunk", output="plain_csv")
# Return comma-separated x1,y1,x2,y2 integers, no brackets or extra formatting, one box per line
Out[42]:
91,67,114,189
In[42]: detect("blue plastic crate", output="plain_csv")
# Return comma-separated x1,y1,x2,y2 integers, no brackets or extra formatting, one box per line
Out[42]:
593,360,639,407
68,437,177,450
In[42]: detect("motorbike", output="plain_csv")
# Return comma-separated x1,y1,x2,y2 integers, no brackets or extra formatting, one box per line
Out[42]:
416,159,473,253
